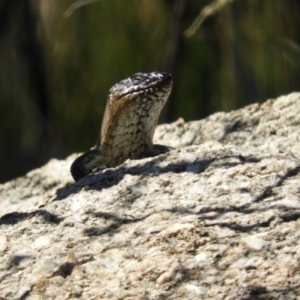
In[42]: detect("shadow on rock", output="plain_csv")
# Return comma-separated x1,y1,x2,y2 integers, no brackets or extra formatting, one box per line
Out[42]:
54,148,251,201
0,209,62,225
83,211,150,237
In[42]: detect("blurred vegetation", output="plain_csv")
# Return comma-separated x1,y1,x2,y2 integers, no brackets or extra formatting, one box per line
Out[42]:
0,0,299,182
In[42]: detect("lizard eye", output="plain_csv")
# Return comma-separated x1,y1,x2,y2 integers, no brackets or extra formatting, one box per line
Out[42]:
130,73,148,86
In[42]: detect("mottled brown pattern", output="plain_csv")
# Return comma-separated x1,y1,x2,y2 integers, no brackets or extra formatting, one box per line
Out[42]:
71,72,173,181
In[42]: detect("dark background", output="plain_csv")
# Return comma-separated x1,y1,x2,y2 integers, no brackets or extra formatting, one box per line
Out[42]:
0,0,299,183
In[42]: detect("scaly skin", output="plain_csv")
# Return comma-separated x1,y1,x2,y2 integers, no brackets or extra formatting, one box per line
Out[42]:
71,72,173,182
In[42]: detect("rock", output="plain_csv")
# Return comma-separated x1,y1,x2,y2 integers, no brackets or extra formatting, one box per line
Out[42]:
154,92,300,157
1,93,300,299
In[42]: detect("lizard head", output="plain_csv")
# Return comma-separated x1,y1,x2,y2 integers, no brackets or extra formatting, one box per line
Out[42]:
101,72,173,148
107,72,172,104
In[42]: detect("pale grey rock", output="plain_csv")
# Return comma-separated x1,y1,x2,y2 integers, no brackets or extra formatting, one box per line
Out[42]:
0,155,74,216
1,93,300,299
154,92,300,157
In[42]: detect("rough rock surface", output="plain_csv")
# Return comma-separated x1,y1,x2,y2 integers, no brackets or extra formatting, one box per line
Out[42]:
154,92,300,157
1,93,300,299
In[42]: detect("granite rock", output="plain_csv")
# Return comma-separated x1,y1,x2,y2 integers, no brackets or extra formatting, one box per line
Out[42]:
154,92,300,157
1,93,300,299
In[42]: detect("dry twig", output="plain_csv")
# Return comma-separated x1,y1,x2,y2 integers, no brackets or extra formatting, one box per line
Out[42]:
185,0,234,37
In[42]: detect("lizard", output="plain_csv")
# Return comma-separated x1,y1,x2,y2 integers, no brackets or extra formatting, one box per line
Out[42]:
70,71,173,182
